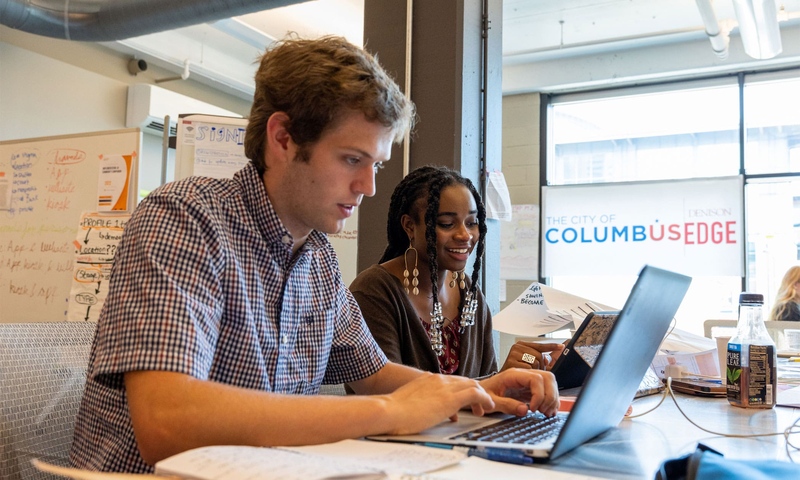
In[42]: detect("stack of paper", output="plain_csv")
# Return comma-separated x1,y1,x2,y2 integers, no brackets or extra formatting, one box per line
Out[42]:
493,282,615,337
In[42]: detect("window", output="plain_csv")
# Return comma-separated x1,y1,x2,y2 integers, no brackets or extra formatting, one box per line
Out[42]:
744,76,800,175
745,180,800,295
549,81,740,185
545,72,800,336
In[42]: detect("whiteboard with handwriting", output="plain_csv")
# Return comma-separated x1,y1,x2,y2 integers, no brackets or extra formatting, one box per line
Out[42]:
0,129,140,323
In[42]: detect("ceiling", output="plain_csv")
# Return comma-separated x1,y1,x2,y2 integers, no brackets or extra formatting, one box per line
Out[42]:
503,0,758,59
102,0,800,100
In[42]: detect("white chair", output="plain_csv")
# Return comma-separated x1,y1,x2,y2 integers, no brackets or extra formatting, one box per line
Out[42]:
0,322,95,480
703,319,800,349
319,384,346,396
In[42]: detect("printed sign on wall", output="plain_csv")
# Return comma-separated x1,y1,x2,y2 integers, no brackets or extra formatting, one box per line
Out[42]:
542,176,743,277
500,204,539,280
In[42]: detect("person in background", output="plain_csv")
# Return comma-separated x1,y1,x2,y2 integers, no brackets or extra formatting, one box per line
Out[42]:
349,165,563,381
769,266,800,322
69,36,559,473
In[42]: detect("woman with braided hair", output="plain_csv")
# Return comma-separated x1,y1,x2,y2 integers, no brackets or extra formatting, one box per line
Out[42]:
349,165,563,378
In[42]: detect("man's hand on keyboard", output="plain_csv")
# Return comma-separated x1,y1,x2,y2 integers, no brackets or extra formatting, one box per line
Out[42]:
478,368,559,418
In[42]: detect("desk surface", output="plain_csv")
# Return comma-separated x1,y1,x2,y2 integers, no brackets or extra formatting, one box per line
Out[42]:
431,390,800,479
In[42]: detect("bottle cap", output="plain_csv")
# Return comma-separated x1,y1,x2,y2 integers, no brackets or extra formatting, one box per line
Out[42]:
739,293,764,305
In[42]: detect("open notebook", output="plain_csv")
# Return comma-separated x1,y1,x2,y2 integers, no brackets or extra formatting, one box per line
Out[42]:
368,265,691,461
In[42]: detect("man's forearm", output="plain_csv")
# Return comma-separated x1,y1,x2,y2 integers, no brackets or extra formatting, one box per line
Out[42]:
125,365,504,467
125,371,398,465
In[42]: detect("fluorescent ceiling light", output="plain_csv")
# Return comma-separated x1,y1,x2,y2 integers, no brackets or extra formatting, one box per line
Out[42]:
732,0,783,59
210,18,276,50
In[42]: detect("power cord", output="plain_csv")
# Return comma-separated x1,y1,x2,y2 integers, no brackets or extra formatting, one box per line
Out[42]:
626,377,800,461
625,384,669,418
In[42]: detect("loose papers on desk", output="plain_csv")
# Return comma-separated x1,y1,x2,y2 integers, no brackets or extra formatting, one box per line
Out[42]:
34,441,464,480
156,441,464,480
652,348,721,378
154,444,386,479
652,330,719,378
493,282,615,337
35,442,605,480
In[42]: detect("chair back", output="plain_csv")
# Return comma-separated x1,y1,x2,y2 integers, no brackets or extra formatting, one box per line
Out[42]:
703,318,800,349
0,322,95,480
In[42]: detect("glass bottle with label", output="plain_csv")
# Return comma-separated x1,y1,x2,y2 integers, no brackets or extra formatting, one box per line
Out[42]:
726,293,777,408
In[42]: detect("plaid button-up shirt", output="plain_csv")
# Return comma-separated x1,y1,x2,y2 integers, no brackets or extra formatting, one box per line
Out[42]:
70,163,386,473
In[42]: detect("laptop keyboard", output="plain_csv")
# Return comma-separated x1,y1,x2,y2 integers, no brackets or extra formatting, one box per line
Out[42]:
451,412,566,445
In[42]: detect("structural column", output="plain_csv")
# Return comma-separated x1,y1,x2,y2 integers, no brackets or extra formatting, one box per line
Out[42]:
359,0,503,312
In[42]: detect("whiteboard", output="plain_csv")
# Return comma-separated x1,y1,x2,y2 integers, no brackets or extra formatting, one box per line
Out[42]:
0,129,140,322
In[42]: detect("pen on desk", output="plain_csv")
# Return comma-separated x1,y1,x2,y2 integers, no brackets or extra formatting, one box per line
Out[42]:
788,357,800,362
420,442,453,449
457,447,534,465
418,443,534,466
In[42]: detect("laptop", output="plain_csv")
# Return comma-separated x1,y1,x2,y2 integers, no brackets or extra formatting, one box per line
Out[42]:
367,265,691,461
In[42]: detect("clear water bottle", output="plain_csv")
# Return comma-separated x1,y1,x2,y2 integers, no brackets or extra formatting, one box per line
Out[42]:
726,293,777,409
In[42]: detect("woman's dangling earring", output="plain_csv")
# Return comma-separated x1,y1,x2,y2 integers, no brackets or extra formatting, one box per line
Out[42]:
403,242,419,295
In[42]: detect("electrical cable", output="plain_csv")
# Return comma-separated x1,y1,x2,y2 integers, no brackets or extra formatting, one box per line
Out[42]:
626,376,800,460
625,385,669,418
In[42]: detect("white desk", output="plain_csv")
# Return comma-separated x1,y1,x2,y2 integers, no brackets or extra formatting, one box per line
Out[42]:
32,390,799,480
429,391,800,479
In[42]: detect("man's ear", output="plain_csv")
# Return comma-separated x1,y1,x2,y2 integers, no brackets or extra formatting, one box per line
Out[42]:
265,112,294,164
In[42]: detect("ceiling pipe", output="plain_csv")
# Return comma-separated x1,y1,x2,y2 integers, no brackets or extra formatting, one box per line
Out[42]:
0,0,304,41
695,0,730,59
155,58,192,84
732,0,783,59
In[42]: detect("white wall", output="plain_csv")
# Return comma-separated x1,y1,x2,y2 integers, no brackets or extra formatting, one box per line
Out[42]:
0,41,127,141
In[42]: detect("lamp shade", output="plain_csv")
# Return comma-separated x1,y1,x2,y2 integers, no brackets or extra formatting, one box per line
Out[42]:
732,0,783,59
